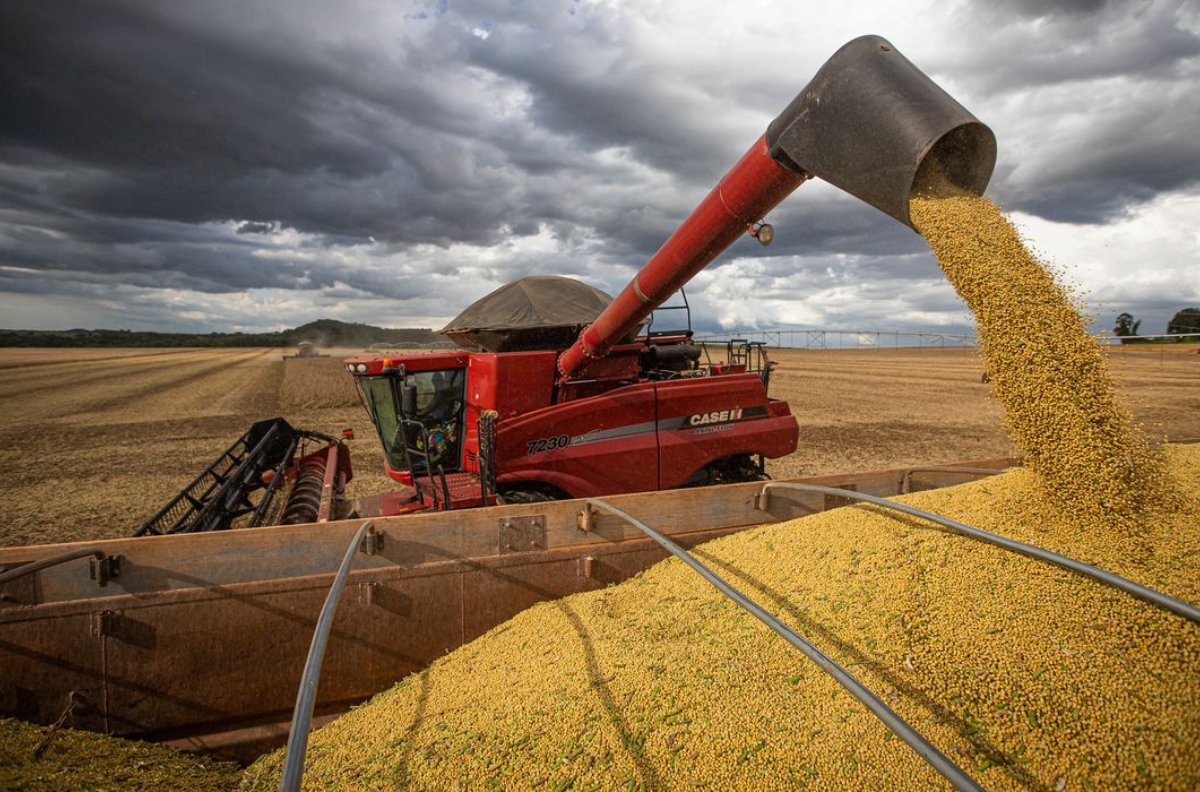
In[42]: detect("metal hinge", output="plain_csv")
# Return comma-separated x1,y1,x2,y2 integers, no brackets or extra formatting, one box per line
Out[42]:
89,555,121,587
358,526,384,556
90,610,118,637
824,483,859,510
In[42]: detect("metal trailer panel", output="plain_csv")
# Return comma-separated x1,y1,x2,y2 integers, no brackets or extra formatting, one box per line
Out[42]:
0,460,1016,761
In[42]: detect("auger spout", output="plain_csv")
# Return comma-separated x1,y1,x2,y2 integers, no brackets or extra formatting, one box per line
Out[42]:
557,34,995,383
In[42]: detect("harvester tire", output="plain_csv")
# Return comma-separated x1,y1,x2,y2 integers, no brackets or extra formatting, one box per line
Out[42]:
683,455,769,488
497,486,564,505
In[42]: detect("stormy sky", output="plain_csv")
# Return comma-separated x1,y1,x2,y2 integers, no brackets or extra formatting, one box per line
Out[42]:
1,0,1198,338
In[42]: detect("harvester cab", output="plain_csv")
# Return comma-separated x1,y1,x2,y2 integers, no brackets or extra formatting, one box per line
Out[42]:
384,361,468,471
349,351,474,510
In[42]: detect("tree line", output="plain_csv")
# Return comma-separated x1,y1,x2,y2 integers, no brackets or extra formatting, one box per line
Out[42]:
0,319,447,348
1113,308,1200,344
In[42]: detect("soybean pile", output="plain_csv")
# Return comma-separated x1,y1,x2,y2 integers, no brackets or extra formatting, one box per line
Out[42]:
0,717,241,791
242,445,1200,791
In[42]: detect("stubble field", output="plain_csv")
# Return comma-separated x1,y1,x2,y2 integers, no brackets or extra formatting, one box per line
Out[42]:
2,344,1196,548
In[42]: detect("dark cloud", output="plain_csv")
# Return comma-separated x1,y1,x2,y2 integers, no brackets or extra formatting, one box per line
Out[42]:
237,221,277,235
995,0,1111,19
3,6,361,176
0,0,1195,335
940,1,1200,223
0,0,527,239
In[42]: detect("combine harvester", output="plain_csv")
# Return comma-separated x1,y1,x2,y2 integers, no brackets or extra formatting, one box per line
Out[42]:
1,36,1019,780
282,341,329,360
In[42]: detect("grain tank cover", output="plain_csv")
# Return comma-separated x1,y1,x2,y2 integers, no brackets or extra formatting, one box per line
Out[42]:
441,275,626,353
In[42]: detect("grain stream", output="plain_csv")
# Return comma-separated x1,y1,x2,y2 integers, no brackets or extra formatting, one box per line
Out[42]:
909,193,1169,519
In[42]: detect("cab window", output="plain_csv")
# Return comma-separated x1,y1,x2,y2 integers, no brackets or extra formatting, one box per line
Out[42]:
401,369,466,471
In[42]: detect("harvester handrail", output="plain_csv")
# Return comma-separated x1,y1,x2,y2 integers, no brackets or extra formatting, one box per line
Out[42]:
279,519,376,792
581,498,985,792
758,483,1200,625
0,547,108,589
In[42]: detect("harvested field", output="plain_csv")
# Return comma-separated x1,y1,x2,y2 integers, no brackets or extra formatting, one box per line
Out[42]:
1,347,389,547
0,347,212,370
763,343,1197,479
1,343,1196,547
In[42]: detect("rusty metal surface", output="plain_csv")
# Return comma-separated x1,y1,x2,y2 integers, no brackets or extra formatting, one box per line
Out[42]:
0,611,103,728
0,457,1018,606
0,531,736,758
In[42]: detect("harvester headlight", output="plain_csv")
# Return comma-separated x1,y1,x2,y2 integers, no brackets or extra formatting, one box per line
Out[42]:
748,221,775,246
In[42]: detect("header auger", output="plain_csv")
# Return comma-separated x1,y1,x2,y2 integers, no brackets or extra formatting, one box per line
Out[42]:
135,418,352,535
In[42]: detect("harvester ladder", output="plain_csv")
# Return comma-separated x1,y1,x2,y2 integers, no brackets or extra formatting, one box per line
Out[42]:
722,338,773,388
644,286,693,337
477,410,499,506
397,418,452,510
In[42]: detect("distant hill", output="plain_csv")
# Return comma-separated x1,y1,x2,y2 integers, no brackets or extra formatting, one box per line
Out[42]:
285,319,447,349
0,319,449,349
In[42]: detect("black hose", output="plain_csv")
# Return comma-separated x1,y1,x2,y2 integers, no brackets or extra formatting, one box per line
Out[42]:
584,498,985,792
0,547,106,587
760,482,1200,625
279,520,375,792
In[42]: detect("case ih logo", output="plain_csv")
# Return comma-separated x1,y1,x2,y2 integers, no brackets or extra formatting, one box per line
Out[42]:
689,408,743,426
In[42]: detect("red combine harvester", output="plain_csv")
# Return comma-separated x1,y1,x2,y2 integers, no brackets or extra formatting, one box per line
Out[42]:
134,34,994,532
343,287,798,515
341,34,994,517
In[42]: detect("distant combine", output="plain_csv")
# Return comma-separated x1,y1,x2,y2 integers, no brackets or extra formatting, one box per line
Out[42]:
282,340,328,360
